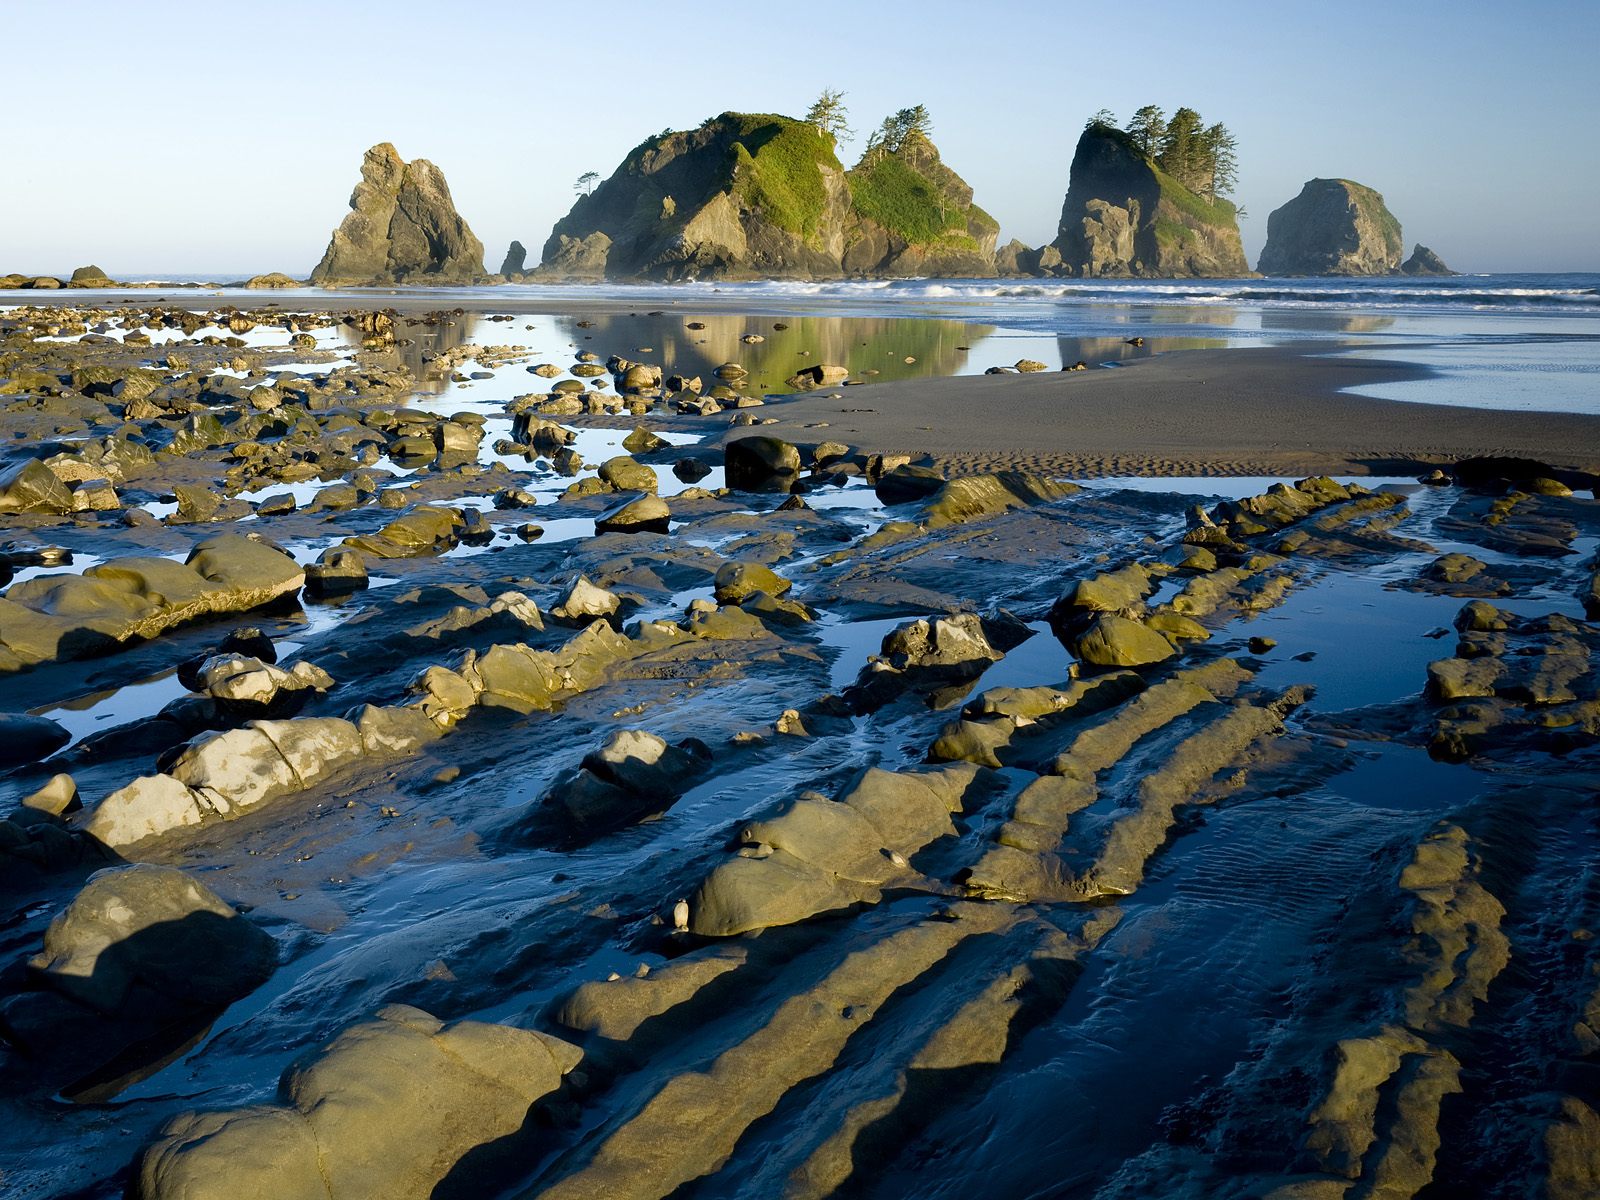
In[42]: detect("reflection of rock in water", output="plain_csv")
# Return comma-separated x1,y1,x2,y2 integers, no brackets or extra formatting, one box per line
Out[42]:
552,313,989,389
1054,334,1230,366
337,312,480,393
1262,309,1396,334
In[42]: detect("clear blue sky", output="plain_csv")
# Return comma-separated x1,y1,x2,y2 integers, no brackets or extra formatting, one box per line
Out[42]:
4,0,1595,275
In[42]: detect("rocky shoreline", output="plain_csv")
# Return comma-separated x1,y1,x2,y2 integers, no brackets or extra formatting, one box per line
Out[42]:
1,299,1598,1197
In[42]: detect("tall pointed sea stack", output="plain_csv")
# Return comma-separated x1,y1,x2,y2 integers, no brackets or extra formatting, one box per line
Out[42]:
1050,124,1248,277
310,143,485,286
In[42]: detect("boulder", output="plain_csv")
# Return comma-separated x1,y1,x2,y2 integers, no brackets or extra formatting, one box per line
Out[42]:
713,561,791,604
534,729,712,835
29,865,275,1015
0,712,70,766
724,436,801,492
0,458,75,514
305,546,369,596
1070,613,1176,668
551,574,620,621
132,1005,581,1200
598,456,658,493
595,493,670,534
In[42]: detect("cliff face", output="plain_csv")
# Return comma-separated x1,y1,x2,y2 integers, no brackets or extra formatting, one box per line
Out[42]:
540,114,995,280
1049,126,1248,278
1256,179,1403,276
310,144,485,286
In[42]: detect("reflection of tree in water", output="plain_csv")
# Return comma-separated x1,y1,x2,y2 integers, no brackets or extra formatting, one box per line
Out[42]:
336,312,481,394
550,313,989,390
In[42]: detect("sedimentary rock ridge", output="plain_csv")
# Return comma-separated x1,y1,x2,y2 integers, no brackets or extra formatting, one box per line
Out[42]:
310,143,485,286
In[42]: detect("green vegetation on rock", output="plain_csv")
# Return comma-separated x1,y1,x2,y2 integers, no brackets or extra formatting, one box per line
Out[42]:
849,149,966,244
723,114,838,238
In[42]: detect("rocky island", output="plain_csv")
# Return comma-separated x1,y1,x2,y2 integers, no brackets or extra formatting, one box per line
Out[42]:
1043,114,1249,278
1257,178,1407,276
537,110,998,280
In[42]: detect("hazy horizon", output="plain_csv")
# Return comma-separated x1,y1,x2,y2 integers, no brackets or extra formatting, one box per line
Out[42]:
5,0,1596,277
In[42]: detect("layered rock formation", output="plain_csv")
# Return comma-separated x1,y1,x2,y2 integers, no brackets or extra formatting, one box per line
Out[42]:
1257,178,1405,275
310,143,485,286
539,112,996,280
1048,125,1248,278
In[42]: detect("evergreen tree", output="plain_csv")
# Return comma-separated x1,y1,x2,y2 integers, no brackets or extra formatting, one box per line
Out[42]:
574,171,600,196
1158,107,1205,190
805,88,853,142
1085,107,1117,130
866,105,934,155
1202,123,1238,199
1127,105,1167,157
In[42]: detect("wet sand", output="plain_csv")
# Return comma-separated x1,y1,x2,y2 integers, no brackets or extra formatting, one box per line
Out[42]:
739,347,1600,479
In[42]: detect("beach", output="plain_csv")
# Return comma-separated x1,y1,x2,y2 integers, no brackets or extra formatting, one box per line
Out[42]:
0,286,1597,1199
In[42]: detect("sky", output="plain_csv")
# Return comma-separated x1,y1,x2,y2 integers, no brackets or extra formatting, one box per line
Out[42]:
3,0,1597,276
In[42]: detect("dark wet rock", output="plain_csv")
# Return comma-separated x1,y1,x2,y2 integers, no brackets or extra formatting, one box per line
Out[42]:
1,865,275,1099
132,1005,580,1200
847,611,1029,712
0,713,70,767
310,143,485,286
724,435,800,492
673,458,712,484
527,729,713,838
595,493,671,534
786,363,849,391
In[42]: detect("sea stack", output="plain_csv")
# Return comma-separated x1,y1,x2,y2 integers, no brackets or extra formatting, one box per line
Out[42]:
500,240,528,277
540,111,997,280
1049,124,1248,278
309,143,485,286
1400,243,1455,276
1256,178,1404,275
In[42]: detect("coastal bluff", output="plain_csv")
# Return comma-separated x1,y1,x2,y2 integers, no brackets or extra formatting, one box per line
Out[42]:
539,112,997,280
310,143,485,286
1257,178,1405,276
1048,124,1248,278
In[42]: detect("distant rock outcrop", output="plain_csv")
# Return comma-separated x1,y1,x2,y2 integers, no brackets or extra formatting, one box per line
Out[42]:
538,112,996,280
1257,178,1404,276
500,240,528,277
310,143,485,286
1048,125,1248,278
1400,243,1455,276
